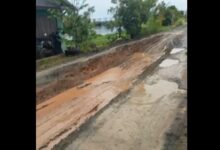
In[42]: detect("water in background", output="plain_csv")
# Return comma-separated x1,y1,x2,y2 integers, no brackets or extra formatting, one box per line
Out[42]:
95,25,117,35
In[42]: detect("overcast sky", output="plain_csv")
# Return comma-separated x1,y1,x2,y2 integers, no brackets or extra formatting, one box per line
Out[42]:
68,0,187,19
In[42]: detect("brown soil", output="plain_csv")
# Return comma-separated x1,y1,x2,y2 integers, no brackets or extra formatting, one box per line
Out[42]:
36,29,186,150
36,34,164,104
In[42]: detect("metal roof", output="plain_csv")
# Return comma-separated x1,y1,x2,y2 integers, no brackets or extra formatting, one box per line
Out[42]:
37,0,74,8
36,0,61,8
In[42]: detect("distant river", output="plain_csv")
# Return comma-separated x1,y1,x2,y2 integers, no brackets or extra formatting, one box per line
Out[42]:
95,25,117,35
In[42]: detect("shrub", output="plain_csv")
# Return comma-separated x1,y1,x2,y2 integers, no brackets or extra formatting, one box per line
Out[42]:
142,17,162,35
174,18,185,27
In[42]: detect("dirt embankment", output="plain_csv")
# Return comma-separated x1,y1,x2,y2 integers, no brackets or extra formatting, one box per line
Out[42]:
36,34,164,104
36,28,186,150
51,39,187,150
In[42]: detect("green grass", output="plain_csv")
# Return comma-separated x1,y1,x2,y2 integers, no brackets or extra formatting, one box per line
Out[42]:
91,34,110,48
37,34,115,71
141,17,172,36
173,18,187,27
37,35,112,71
37,19,186,72
80,34,111,52
36,54,78,72
141,17,186,36
36,29,164,71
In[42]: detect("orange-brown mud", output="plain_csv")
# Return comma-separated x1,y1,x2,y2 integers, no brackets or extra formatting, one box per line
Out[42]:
37,52,157,149
36,34,163,104
36,31,183,150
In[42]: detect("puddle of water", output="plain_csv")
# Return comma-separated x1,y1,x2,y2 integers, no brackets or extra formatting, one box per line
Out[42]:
171,48,185,54
159,59,179,67
37,52,152,149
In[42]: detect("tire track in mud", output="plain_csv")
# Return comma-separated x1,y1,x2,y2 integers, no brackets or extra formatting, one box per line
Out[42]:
52,30,186,150
36,29,185,150
36,34,165,104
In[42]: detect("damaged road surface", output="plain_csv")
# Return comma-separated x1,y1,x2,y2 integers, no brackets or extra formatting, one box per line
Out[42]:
36,26,187,150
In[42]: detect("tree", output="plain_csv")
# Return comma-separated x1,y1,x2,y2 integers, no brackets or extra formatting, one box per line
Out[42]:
154,1,167,25
48,0,95,49
108,0,123,38
154,2,185,26
109,0,157,39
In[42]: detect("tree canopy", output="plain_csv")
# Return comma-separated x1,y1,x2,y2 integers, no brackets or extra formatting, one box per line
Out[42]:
48,0,95,49
109,0,157,38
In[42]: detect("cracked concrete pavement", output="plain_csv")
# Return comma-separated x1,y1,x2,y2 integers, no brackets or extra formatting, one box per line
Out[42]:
51,27,187,150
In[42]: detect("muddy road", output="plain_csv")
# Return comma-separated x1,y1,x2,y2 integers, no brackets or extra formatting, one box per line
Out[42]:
36,26,187,150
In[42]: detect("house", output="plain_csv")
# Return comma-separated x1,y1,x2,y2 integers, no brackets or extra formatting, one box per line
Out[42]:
36,0,63,57
36,0,63,39
36,0,78,58
36,0,75,38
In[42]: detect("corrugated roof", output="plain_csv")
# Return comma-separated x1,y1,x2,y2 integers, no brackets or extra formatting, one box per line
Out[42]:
36,0,61,8
37,0,76,9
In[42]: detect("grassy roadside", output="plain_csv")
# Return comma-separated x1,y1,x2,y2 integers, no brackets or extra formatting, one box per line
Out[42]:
36,35,111,72
37,54,78,71
36,21,186,72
